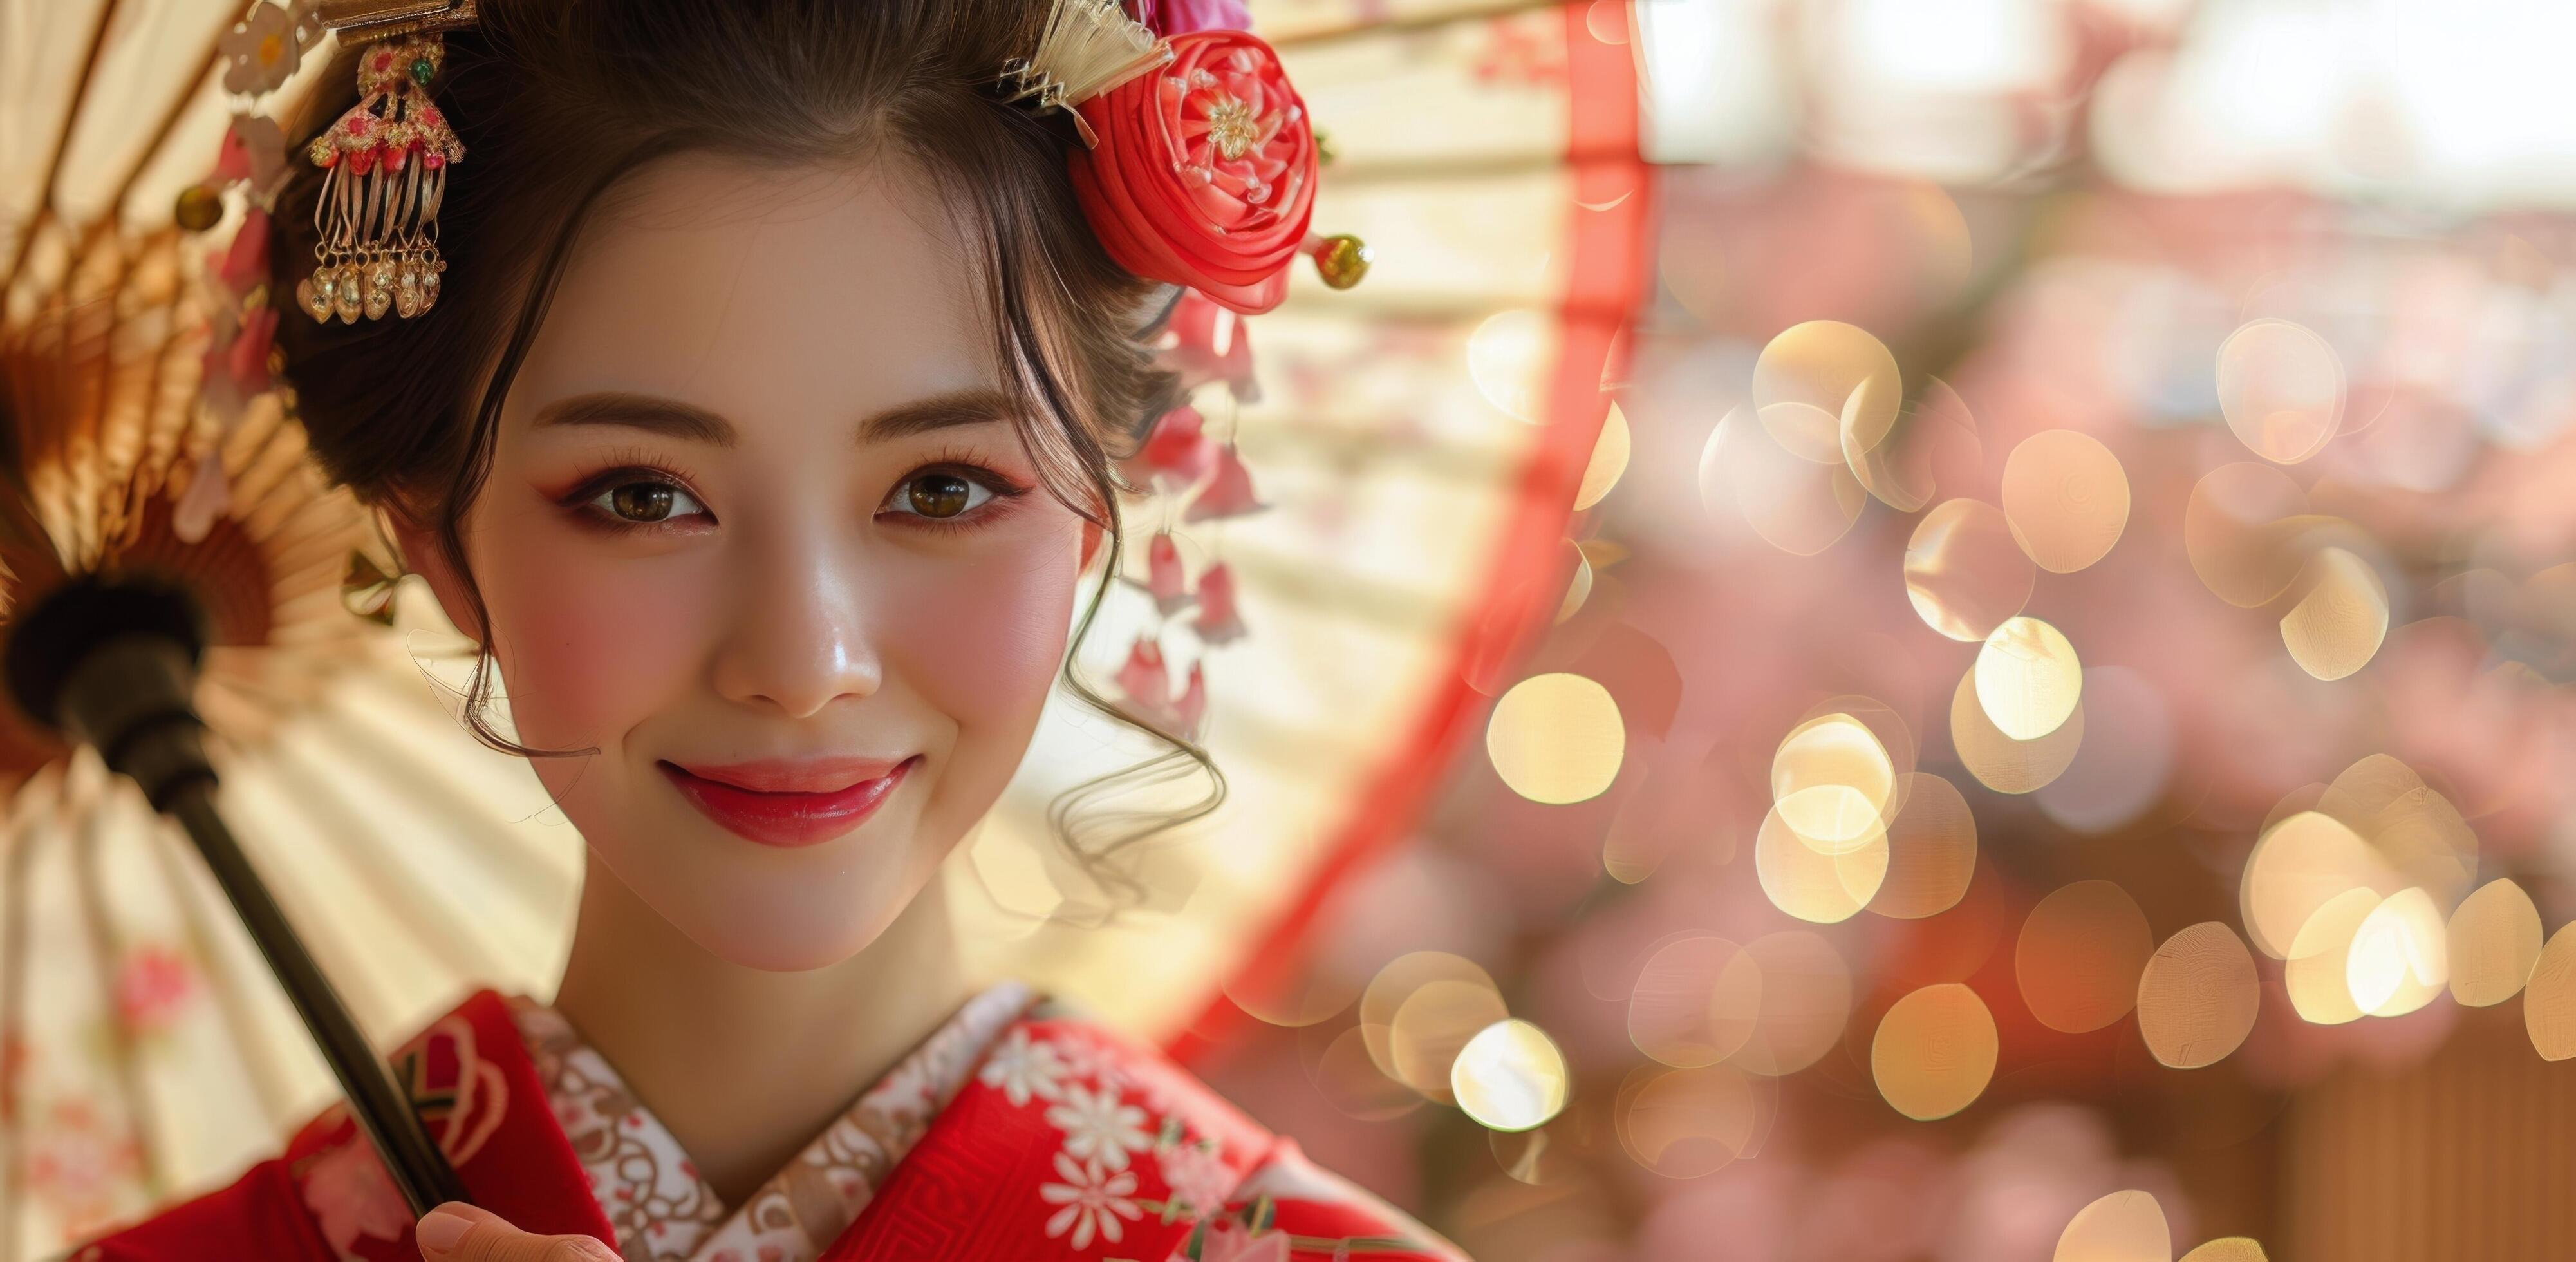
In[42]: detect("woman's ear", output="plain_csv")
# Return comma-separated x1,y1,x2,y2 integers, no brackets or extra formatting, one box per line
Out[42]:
386,511,483,644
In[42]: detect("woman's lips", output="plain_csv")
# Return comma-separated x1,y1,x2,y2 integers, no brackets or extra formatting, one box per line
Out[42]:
658,755,917,848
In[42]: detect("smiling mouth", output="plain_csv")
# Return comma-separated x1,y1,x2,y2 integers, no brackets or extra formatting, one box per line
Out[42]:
657,755,919,848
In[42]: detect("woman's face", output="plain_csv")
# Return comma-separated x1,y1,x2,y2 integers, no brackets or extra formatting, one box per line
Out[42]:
406,154,1097,971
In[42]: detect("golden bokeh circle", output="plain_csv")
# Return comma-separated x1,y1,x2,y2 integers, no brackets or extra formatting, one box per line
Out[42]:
1391,979,1512,1101
2346,887,2447,1018
2284,887,2381,1026
1451,1019,1570,1133
1852,377,1982,513
1616,1062,1764,1178
1975,617,2082,740
1628,936,1761,1068
2135,922,2259,1069
2054,1189,2172,1262
1871,772,1979,919
2280,546,2389,681
1361,952,1498,1083
2016,880,2156,1034
2239,809,2394,961
2446,878,2544,1008
1731,930,1853,1076
1704,404,1870,556
2319,754,2476,907
2523,921,2576,1061
1574,402,1631,511
1755,804,1890,925
2179,1240,2269,1262
2216,317,2344,465
2183,463,2313,608
1870,983,1998,1122
1753,319,1902,465
1904,498,2035,642
2001,429,2131,574
1948,666,2086,795
1487,673,1625,804
1771,711,1897,852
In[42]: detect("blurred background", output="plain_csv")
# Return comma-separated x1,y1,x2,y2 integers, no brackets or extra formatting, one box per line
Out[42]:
4,0,2573,1259
1190,1,2576,1261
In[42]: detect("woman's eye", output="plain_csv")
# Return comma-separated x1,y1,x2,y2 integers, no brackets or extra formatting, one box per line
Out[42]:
888,471,995,520
588,478,707,525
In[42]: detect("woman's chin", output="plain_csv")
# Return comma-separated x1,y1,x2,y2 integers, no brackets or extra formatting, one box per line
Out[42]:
673,902,896,973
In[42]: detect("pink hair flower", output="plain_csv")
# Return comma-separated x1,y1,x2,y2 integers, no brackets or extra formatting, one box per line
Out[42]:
1140,531,1194,616
1123,404,1218,491
1182,445,1266,523
1191,561,1246,645
1115,636,1172,714
216,207,272,296
1157,289,1261,404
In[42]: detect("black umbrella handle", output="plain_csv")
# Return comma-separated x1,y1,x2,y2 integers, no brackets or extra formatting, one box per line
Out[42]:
5,580,470,1215
165,778,472,1214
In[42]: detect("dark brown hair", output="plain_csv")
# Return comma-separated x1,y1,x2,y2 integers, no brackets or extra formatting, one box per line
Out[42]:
268,0,1219,898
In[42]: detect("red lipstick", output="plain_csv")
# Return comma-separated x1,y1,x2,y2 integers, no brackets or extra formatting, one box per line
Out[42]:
658,755,917,848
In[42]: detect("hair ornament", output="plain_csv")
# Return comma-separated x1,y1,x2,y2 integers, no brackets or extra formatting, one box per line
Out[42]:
1000,0,1177,148
1007,0,1370,315
295,2,477,325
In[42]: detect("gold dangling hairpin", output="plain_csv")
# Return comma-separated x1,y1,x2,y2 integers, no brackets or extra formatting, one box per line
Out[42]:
295,1,478,325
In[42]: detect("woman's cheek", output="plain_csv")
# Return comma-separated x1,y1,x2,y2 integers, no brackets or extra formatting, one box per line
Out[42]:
885,533,1080,737
480,534,708,748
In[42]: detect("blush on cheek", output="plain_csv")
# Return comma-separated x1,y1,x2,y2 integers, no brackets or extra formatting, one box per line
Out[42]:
476,536,709,750
885,538,1080,735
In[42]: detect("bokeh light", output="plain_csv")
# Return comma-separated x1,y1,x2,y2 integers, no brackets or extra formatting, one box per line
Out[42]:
1486,673,1625,804
1975,616,2083,740
1871,983,1997,1121
1452,1019,1571,1133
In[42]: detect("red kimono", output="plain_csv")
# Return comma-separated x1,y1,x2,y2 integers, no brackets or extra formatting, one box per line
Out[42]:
71,983,1467,1261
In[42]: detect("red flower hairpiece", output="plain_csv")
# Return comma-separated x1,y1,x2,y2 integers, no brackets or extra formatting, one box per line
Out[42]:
1003,0,1370,314
1071,30,1316,314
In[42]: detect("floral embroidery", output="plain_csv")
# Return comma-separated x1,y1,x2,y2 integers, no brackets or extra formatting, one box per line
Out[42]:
513,981,1032,1262
976,1026,1070,1107
297,1134,409,1262
1040,1151,1143,1250
1156,1140,1237,1219
1047,1081,1153,1174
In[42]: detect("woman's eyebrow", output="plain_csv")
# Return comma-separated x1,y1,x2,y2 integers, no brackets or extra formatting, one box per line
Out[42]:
858,388,1020,444
532,391,736,447
528,388,1014,447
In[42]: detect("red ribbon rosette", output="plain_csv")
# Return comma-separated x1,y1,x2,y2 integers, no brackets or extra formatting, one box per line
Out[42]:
1070,29,1317,316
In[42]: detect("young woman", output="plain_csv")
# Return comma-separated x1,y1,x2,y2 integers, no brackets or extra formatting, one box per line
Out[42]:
81,1,1461,1259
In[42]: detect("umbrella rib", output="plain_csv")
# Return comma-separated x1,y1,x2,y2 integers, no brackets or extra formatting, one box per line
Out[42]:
330,672,584,899
0,0,129,300
73,791,169,1201
107,26,238,219
266,727,519,986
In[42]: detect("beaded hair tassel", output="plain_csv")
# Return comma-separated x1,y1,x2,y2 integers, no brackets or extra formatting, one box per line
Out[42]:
295,35,465,324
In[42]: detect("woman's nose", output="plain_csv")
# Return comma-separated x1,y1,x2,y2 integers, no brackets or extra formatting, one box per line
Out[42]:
709,529,882,719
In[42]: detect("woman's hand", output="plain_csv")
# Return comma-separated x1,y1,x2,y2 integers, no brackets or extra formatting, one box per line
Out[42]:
415,1202,620,1261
